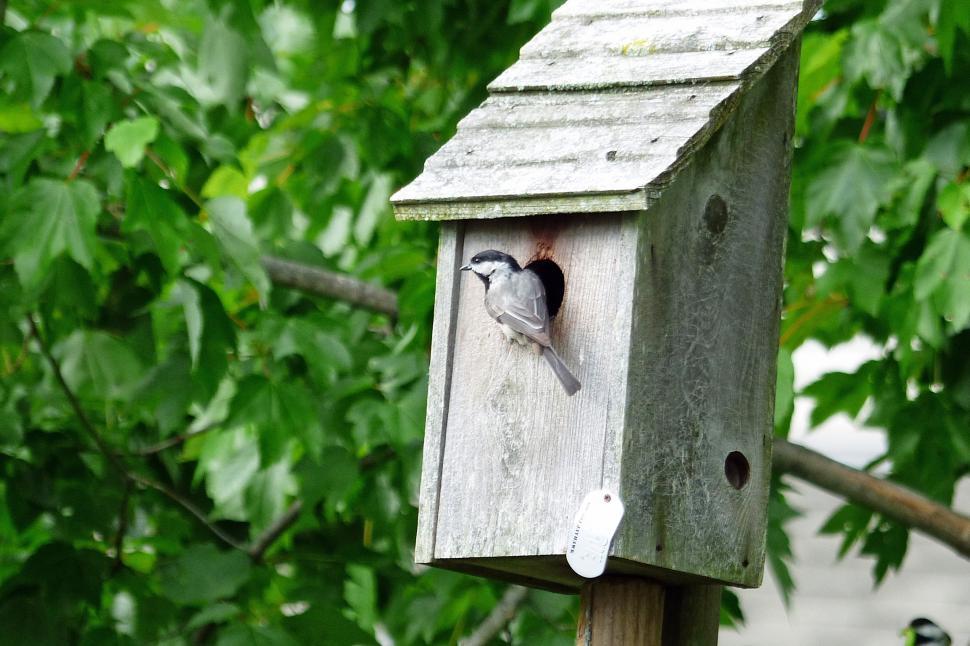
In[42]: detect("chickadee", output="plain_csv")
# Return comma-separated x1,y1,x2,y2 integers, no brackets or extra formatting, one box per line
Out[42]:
461,250,581,396
903,618,952,646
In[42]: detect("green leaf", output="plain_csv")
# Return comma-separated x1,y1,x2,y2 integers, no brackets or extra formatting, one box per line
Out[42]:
198,427,261,520
207,197,271,299
354,173,393,246
226,376,320,464
198,12,248,108
158,544,251,605
344,564,377,633
914,229,970,329
805,143,897,252
104,116,160,168
172,280,204,367
861,520,908,584
124,175,186,274
766,480,798,607
296,446,359,506
186,602,240,631
244,461,296,533
2,178,100,292
935,0,970,74
774,348,795,431
0,32,72,107
56,330,144,402
938,181,970,231
202,165,249,199
215,624,299,646
803,363,877,427
795,30,848,137
0,102,44,133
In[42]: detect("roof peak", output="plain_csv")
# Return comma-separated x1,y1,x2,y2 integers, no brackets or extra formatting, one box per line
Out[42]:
393,0,821,221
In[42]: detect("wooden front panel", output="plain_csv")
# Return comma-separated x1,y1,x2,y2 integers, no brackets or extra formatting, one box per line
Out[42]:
430,213,638,561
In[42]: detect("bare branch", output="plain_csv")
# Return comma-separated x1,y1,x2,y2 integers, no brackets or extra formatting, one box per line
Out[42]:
27,313,129,476
248,500,304,562
262,255,398,317
136,425,215,456
773,438,970,559
28,313,246,552
111,480,132,574
462,585,529,646
128,472,247,552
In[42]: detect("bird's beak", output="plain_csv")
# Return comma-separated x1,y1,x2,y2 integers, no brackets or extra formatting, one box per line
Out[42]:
460,264,471,271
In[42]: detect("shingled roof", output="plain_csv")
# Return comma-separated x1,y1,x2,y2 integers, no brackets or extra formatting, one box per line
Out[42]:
391,0,821,220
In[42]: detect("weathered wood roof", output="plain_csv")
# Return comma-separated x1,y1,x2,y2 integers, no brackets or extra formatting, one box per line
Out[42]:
392,0,821,221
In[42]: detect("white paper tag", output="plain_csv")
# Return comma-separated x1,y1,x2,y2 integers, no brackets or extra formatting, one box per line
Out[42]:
566,489,624,578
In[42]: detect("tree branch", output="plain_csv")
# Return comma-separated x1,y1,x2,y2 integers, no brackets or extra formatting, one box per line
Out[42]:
28,313,246,552
462,585,529,646
248,500,304,562
136,425,215,456
262,255,398,317
111,480,132,574
128,472,247,552
27,313,129,476
773,438,970,559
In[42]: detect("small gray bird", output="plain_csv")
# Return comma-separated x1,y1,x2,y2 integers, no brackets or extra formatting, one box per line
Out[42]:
903,618,952,646
461,250,581,396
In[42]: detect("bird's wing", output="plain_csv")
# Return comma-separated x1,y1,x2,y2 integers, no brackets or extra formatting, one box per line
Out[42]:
488,270,551,346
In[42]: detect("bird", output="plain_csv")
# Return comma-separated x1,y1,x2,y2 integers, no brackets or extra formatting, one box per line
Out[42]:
903,618,952,645
460,250,581,396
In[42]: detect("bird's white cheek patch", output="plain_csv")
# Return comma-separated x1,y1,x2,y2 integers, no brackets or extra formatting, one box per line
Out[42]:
566,490,624,578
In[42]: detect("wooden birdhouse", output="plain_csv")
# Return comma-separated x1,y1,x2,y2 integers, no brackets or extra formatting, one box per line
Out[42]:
391,0,819,592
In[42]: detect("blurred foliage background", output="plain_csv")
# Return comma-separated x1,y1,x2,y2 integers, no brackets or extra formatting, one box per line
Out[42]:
0,0,967,643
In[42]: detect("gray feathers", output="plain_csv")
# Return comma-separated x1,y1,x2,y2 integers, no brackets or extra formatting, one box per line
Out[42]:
464,252,581,396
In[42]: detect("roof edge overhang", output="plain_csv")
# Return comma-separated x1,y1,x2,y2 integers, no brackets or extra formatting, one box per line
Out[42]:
392,0,822,222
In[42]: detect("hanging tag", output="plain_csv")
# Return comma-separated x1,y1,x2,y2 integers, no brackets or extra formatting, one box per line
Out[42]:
566,489,624,578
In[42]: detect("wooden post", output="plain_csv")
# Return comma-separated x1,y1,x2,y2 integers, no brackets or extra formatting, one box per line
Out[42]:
577,579,721,646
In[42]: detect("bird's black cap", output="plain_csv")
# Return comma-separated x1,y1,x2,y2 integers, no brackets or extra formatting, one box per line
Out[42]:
469,250,520,269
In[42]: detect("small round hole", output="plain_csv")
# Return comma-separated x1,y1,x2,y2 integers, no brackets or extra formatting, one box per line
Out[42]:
742,559,749,568
603,493,611,503
655,544,663,552
524,258,565,318
724,451,750,490
704,194,728,235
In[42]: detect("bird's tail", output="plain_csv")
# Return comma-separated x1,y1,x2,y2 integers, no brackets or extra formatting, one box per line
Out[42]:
542,347,581,396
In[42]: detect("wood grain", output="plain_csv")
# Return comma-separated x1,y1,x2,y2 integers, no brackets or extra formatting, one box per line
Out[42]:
577,577,665,646
661,585,722,646
433,213,638,561
614,42,801,587
391,0,821,222
414,223,464,563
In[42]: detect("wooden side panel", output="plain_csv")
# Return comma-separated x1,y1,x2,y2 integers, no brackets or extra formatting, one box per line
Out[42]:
414,223,464,563
616,42,801,586
433,213,638,560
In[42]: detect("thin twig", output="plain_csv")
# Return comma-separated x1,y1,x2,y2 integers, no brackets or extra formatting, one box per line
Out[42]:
27,313,129,476
462,586,529,646
67,150,90,181
779,293,847,346
773,438,970,559
27,313,246,552
128,472,246,551
145,148,204,209
248,500,304,562
857,92,881,144
4,324,34,376
136,425,215,456
262,255,398,317
111,480,132,574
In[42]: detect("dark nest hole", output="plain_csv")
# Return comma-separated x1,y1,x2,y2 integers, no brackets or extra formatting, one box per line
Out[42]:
525,258,565,318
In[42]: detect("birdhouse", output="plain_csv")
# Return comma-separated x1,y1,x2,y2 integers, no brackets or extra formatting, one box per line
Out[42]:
391,0,819,591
